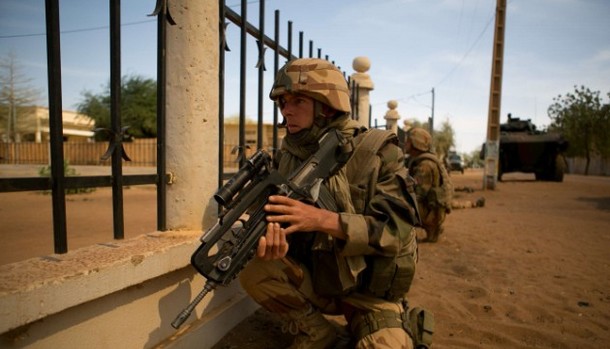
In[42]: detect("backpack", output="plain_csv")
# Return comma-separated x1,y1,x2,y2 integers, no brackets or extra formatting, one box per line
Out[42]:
342,128,419,300
346,128,420,225
408,153,454,214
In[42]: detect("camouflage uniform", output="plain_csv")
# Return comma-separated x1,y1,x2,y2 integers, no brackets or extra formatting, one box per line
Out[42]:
239,58,418,349
407,155,446,242
405,128,448,242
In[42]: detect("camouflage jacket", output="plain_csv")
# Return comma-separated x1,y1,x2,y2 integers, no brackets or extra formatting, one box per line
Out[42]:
280,122,419,298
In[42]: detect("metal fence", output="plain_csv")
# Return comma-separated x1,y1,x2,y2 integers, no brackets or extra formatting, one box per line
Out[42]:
0,0,350,256
0,0,167,254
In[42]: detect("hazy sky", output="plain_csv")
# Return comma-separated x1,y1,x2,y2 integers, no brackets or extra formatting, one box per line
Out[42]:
1,0,609,153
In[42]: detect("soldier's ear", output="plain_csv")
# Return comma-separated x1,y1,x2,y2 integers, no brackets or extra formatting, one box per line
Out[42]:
320,104,338,118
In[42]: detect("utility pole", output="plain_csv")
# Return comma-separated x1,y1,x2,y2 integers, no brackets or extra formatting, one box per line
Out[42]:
483,0,507,190
429,87,435,135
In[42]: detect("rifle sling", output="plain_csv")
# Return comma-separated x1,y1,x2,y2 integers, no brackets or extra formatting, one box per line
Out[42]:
316,183,338,212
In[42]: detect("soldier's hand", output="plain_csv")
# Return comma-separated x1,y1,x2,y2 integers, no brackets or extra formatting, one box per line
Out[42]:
265,195,324,234
256,222,289,260
265,195,346,239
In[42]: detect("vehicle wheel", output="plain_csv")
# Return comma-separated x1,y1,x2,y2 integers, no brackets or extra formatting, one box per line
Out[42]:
551,154,566,182
497,163,504,182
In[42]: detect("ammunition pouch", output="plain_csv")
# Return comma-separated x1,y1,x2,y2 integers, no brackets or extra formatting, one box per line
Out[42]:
407,307,435,349
361,250,417,302
311,233,357,297
311,248,355,297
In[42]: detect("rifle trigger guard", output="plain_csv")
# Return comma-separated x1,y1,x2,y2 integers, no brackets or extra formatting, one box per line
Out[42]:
217,256,232,271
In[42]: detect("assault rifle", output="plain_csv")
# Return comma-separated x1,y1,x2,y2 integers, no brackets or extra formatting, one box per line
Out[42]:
171,128,352,329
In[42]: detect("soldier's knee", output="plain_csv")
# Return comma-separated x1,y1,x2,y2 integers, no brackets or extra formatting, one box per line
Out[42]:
355,327,413,349
350,309,414,349
238,261,257,293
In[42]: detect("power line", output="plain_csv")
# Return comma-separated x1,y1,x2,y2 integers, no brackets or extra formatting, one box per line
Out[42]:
0,0,260,39
0,19,155,39
383,6,495,111
433,10,495,88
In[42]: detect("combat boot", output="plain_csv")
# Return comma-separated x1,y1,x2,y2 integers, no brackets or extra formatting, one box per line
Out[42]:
283,307,339,349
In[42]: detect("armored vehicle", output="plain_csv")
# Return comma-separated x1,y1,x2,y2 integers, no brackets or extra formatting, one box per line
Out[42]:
490,114,569,182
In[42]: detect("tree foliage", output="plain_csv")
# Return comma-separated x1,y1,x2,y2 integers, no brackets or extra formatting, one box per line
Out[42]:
463,149,484,168
547,85,610,174
433,119,455,158
77,75,157,141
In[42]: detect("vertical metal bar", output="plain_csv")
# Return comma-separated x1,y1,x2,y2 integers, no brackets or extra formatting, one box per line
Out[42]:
430,88,435,134
355,83,360,121
110,0,124,239
317,48,321,59
257,0,265,149
350,79,357,120
44,0,68,254
219,0,226,187
298,31,303,58
238,0,247,168
156,0,168,230
287,21,292,59
308,40,313,58
272,10,280,152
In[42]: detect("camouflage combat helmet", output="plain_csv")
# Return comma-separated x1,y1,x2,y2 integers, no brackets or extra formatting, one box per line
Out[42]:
269,58,351,114
407,127,432,152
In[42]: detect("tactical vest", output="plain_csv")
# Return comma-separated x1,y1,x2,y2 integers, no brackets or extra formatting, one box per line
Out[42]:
346,128,420,225
407,153,454,214
311,128,420,301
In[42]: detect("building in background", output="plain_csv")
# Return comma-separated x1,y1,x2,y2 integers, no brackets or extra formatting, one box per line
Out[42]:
0,106,94,143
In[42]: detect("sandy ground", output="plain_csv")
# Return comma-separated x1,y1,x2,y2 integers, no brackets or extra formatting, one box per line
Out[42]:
1,168,609,348
0,165,157,265
210,170,610,349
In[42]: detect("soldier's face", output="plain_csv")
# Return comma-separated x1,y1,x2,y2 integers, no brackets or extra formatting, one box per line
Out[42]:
278,93,315,134
404,138,413,154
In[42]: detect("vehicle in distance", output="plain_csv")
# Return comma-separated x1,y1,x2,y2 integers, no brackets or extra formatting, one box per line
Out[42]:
447,153,465,174
481,114,569,182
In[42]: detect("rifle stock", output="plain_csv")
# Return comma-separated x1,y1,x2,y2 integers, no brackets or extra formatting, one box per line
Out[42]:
171,128,351,329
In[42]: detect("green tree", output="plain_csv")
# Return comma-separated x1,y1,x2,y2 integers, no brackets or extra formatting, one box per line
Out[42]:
547,85,610,175
463,148,484,168
433,119,455,157
77,75,156,141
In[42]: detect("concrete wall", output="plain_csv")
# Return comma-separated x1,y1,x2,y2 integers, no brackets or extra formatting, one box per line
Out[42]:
0,232,258,349
566,156,610,176
0,1,259,348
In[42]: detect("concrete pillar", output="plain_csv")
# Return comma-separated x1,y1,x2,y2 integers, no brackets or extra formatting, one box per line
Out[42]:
166,0,219,230
350,56,374,128
384,100,400,135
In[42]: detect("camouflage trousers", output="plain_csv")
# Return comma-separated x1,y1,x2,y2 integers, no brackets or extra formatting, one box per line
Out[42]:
239,257,414,349
418,206,446,242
